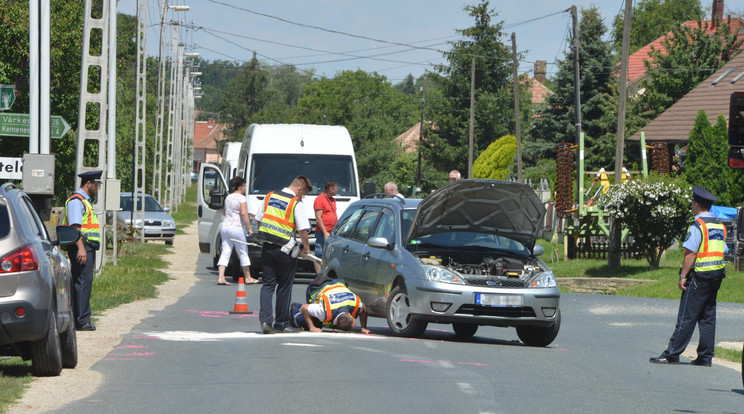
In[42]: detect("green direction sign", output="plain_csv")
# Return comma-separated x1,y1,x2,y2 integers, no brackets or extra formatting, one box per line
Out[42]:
0,113,71,139
0,85,15,111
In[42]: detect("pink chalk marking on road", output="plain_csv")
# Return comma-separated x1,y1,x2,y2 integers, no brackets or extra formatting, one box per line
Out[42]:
115,345,146,349
457,361,489,366
107,352,156,357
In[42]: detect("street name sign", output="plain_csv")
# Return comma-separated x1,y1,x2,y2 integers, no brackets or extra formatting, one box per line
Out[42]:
0,113,71,139
0,85,15,111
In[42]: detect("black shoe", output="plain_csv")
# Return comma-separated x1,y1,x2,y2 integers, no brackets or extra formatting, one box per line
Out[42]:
649,356,679,364
77,323,96,331
261,322,275,334
274,326,301,333
690,359,711,367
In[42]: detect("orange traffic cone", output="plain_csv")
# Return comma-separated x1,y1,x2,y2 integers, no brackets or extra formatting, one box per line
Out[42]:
229,277,253,314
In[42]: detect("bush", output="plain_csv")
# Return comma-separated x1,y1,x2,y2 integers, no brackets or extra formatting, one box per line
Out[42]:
599,174,691,268
473,135,516,180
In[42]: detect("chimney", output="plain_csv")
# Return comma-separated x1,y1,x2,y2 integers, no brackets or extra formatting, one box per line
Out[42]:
534,60,547,84
712,0,724,28
208,118,214,124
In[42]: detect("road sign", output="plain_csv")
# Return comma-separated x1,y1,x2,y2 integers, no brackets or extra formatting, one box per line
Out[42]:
0,85,15,111
0,157,22,180
0,113,71,139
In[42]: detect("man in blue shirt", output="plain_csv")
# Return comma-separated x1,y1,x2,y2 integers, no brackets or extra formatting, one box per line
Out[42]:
650,186,727,366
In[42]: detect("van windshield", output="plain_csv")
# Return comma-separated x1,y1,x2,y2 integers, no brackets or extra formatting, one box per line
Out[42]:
249,154,357,196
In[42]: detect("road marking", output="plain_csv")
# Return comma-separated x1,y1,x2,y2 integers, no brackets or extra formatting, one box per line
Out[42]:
282,342,321,347
139,330,390,342
457,382,475,394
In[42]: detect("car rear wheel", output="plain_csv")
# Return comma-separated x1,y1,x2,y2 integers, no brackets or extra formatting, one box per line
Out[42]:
31,310,63,376
386,285,427,337
165,240,174,246
60,319,78,369
516,309,561,347
452,323,478,337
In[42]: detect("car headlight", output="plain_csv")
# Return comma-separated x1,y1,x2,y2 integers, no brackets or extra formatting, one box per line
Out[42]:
162,220,175,228
422,265,465,285
530,270,557,288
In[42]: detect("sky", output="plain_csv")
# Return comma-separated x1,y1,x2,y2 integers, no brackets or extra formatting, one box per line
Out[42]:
117,0,633,83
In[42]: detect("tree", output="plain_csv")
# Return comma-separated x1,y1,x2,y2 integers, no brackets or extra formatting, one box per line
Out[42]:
296,70,419,189
473,135,516,180
630,20,743,125
394,74,416,95
220,52,269,140
528,6,615,170
600,174,691,269
425,1,531,175
611,0,703,53
685,111,744,206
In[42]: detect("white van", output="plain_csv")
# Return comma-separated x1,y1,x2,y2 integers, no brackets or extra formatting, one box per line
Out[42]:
197,124,360,279
220,141,242,182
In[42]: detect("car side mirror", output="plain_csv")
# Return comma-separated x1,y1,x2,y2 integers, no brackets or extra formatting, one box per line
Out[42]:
164,206,171,213
54,225,81,246
368,236,393,250
533,245,545,256
209,188,226,209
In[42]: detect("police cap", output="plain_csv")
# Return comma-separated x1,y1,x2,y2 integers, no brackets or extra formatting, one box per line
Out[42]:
691,185,717,203
78,170,103,185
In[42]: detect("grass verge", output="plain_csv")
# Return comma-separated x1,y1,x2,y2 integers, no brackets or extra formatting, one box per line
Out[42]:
715,346,743,364
0,184,197,413
538,239,744,303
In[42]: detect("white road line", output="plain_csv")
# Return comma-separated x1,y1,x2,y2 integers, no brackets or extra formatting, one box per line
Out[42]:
457,382,475,394
139,330,390,342
282,342,322,347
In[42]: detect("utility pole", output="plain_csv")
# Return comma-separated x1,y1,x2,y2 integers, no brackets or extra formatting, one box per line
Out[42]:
609,0,633,269
572,5,582,146
511,32,522,181
468,58,475,179
416,77,426,192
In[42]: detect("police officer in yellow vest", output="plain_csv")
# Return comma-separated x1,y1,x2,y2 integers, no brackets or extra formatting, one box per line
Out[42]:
63,170,102,331
289,276,370,333
650,186,727,366
255,176,312,334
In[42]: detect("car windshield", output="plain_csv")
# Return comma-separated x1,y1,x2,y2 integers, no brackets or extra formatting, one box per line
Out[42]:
408,231,529,256
120,195,165,212
249,154,357,196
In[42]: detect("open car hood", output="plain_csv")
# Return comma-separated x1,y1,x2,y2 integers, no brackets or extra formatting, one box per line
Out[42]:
406,180,546,252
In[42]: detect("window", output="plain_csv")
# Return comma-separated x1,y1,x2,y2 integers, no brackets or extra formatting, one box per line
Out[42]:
334,206,363,238
350,209,381,242
371,208,394,241
249,154,357,196
0,203,9,239
21,196,50,241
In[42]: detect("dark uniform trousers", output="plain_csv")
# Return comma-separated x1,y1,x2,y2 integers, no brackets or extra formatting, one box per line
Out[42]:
661,276,723,362
259,243,298,329
68,244,96,327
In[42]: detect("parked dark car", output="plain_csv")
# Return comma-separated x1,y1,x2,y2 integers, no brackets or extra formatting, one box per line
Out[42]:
320,180,561,346
0,183,81,376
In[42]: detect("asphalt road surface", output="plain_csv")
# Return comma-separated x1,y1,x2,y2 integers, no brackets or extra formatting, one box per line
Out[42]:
53,253,744,414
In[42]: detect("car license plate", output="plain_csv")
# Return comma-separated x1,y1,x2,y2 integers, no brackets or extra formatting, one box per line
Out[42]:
475,293,523,307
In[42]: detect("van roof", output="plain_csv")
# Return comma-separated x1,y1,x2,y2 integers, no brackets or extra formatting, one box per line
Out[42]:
245,124,354,155
222,142,241,162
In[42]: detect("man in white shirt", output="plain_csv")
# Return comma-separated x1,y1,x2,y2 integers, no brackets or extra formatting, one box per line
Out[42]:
384,182,405,200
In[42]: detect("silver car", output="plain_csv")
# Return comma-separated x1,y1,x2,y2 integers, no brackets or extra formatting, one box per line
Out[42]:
118,193,176,245
0,183,80,375
320,180,561,346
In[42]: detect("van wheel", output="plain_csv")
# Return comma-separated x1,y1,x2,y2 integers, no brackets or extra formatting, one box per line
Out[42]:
60,320,78,369
516,309,561,347
31,310,63,376
452,323,478,337
386,285,427,337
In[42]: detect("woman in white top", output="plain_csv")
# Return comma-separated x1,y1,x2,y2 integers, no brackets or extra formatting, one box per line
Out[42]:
217,176,258,285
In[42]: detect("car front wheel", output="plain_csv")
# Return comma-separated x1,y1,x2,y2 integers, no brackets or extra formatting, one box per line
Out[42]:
516,309,561,347
386,285,427,337
452,322,478,337
31,310,63,376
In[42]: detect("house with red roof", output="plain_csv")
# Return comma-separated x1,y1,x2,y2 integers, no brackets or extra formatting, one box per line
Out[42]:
193,117,228,166
625,0,742,91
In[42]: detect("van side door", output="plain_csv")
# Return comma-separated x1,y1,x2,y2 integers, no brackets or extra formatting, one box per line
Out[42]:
197,163,228,255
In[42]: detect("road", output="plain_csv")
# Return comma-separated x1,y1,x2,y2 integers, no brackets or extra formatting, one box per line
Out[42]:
49,253,743,414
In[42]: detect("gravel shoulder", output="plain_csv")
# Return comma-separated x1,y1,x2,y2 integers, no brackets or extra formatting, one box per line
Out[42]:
7,222,199,414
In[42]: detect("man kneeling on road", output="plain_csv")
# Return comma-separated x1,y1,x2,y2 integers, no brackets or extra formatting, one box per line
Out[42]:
291,276,370,333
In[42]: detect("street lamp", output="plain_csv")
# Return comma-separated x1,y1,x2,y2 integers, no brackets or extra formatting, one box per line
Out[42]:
184,52,199,58
169,5,190,12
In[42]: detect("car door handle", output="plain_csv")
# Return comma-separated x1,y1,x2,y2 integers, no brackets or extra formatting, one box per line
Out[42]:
362,252,370,261
342,245,350,254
